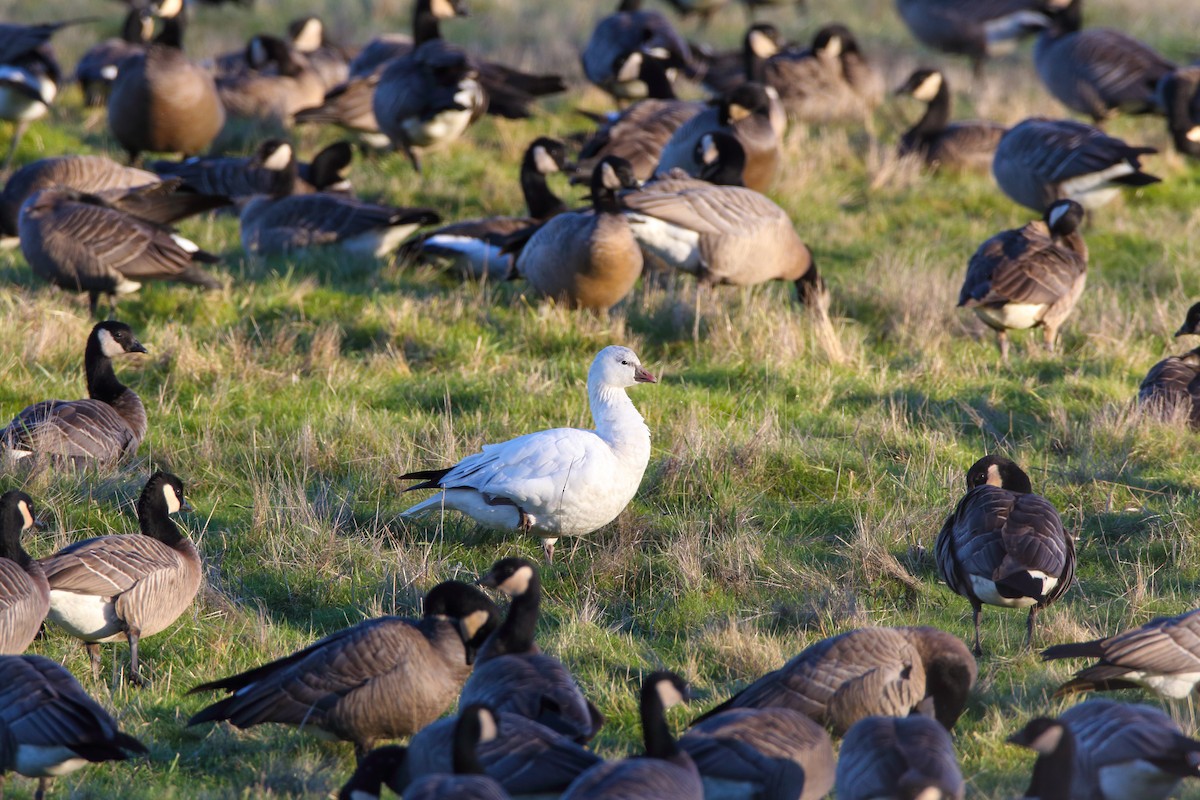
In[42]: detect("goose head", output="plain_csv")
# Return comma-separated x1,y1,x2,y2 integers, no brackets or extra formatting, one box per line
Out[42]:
525,137,569,177
287,16,326,53
423,580,500,659
589,345,657,390
895,68,945,103
694,132,746,187
965,455,1033,494
745,23,783,60
1175,302,1200,338
0,490,38,535
338,744,408,800
478,557,538,597
1044,199,1084,238
719,82,771,125
812,24,861,61
91,320,149,360
589,156,640,211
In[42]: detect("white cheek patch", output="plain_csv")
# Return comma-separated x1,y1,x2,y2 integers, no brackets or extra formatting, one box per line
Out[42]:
822,36,843,58
431,0,457,18
263,143,294,171
655,679,685,709
748,30,779,59
600,162,620,190
158,0,183,18
986,463,1002,487
18,500,33,529
163,484,182,514
1030,724,1064,754
499,564,534,596
461,609,491,638
616,52,643,83
1047,202,1070,229
1187,126,1200,143
293,19,323,53
699,134,719,165
912,72,943,103
532,146,559,175
97,328,125,358
476,708,499,742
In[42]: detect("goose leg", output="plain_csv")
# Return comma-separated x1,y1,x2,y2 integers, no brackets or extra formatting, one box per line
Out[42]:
126,624,144,686
996,330,1009,364
693,281,704,343
86,642,103,681
1026,606,1039,650
542,537,557,563
400,141,422,174
2,120,27,174
972,603,983,657
1042,323,1058,353
35,777,49,800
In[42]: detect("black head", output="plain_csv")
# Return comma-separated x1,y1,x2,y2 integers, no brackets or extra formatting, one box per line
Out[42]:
338,744,408,800
694,132,746,187
591,156,639,207
965,455,1033,494
287,16,327,52
254,139,296,171
744,23,783,60
423,580,500,654
1175,302,1200,338
478,557,538,597
1044,199,1084,237
644,670,690,709
523,138,569,176
139,471,191,518
720,82,770,124
895,67,944,100
0,490,38,536
89,321,148,359
812,24,860,57
423,0,470,20
1008,717,1067,754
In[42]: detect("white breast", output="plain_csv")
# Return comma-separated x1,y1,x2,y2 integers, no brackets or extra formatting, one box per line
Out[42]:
47,591,124,642
968,574,1054,608
627,214,703,273
974,303,1047,331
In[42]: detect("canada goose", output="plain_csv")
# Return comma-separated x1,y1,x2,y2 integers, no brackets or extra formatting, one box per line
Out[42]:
239,191,439,257
835,716,965,800
19,183,224,313
151,139,354,200
399,705,511,800
1137,303,1200,425
655,82,781,193
401,345,655,562
895,68,1007,172
1157,66,1200,158
0,490,49,655
107,0,226,164
561,671,702,800
0,154,157,238
692,23,787,97
461,558,604,743
293,72,391,149
894,0,1052,77
582,0,694,102
992,117,1160,212
679,707,835,800
0,321,147,465
958,199,1087,361
693,626,977,734
285,15,349,90
936,455,1074,656
75,7,155,107
400,137,569,280
0,20,78,172
41,472,199,686
0,654,147,799
187,580,499,759
1007,716,1074,800
1035,0,1174,122
215,34,328,128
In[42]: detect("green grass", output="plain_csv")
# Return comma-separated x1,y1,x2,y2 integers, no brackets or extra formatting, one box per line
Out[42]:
3,0,1200,796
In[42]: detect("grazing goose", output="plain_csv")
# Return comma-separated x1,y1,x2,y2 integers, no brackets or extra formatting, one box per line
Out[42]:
461,558,604,742
75,7,155,107
0,491,49,655
1137,304,1200,425
1008,716,1074,800
680,707,835,800
582,0,693,102
151,140,353,200
0,655,147,799
561,671,702,800
835,716,965,800
107,0,226,164
1158,66,1200,158
239,191,439,257
401,345,655,562
0,154,157,238
895,68,1007,172
41,472,200,686
188,580,499,759
693,626,977,734
398,705,511,800
215,34,328,129
936,455,1074,656
958,199,1088,361
19,183,224,313
894,0,1052,77
992,117,1159,212
0,20,79,172
0,321,147,465
1043,608,1200,698
1035,0,1174,122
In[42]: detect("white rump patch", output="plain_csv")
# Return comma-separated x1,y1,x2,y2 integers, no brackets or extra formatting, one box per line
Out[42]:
14,745,89,778
974,303,1047,331
1098,760,1178,800
627,215,702,274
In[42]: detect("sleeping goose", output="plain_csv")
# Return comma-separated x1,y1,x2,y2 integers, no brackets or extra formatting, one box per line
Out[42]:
0,19,79,172
894,0,1052,77
1137,303,1200,425
151,140,353,200
582,0,693,102
936,455,1075,656
398,705,511,800
1,321,147,466
0,154,157,238
188,580,498,759
992,117,1159,212
958,199,1088,361
1158,66,1200,158
835,716,965,800
239,191,439,257
401,345,656,563
693,626,976,734
42,472,200,686
0,490,49,655
0,655,147,798
895,67,1007,172
75,7,155,107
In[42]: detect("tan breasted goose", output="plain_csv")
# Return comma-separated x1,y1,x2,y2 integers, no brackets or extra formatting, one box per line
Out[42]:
1137,302,1200,425
0,490,49,655
835,716,965,800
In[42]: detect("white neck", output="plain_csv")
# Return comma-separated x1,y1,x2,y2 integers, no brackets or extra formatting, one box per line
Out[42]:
590,384,651,455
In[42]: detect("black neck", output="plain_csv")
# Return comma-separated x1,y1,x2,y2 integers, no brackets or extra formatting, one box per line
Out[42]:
641,58,676,100
743,45,767,84
451,715,487,775
121,10,146,44
412,6,443,45
520,161,566,219
155,12,185,50
488,572,540,656
641,686,680,759
138,489,185,548
924,659,971,730
1054,1,1082,34
909,82,951,139
0,522,32,568
1025,728,1075,800
85,339,130,406
593,186,622,214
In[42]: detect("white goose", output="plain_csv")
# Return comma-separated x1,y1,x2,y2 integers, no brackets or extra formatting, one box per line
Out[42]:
401,346,656,561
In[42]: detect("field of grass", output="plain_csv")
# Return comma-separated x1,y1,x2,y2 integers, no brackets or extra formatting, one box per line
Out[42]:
3,0,1200,796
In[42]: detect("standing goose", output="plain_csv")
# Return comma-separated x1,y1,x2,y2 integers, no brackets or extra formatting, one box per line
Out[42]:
561,671,702,800
693,626,976,734
0,654,147,799
401,345,656,563
461,558,604,742
895,68,1007,172
582,0,693,102
936,455,1075,656
239,191,439,257
835,716,965,800
0,154,157,238
188,580,499,759
41,472,200,686
894,0,1052,77
1034,0,1174,123
1,321,147,465
958,199,1088,361
0,20,80,172
75,7,155,107
1137,302,1200,425
399,705,511,800
0,490,49,655
1158,66,1200,158
992,117,1159,212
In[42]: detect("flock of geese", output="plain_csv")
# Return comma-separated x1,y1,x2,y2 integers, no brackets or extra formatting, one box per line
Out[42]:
1,0,1200,797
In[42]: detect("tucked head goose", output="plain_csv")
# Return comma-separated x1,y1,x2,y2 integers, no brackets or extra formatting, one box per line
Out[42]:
693,626,976,734
107,0,226,165
581,0,694,102
562,671,702,800
958,199,1087,361
936,455,1074,656
1035,0,1174,122
188,580,499,759
1,321,147,465
0,490,49,655
0,154,157,238
895,68,1007,172
0,654,147,798
0,19,81,172
894,0,1052,77
461,558,604,742
75,7,155,107
397,705,511,800
992,117,1160,212
401,345,655,562
1137,304,1200,425
680,707,835,800
1008,716,1074,800
41,472,200,686
836,716,965,800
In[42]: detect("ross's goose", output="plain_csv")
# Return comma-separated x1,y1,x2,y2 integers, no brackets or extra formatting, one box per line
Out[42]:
400,346,656,561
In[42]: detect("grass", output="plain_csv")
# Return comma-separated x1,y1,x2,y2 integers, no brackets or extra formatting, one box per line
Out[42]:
2,0,1200,796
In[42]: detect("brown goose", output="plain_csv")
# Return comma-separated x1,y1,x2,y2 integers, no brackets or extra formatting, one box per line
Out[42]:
958,199,1088,361
285,15,348,90
215,34,328,128
692,23,786,97
0,321,147,465
752,24,883,125
0,154,157,238
835,716,965,800
239,191,439,257
42,472,200,686
461,558,604,743
581,0,693,102
693,626,977,734
151,140,353,200
896,67,1007,172
397,705,510,800
936,455,1074,656
1158,67,1200,158
0,654,147,798
0,490,49,655
894,0,1052,77
188,580,499,759
293,72,391,149
1137,303,1200,424
75,7,155,107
